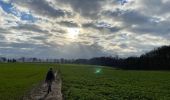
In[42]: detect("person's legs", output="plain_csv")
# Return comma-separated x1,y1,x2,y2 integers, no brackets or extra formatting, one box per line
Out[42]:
47,84,50,93
47,81,52,93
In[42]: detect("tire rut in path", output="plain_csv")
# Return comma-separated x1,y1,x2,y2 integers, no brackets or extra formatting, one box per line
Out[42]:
23,72,62,100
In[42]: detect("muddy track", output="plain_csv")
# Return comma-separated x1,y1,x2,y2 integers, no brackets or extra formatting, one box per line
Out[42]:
23,72,62,100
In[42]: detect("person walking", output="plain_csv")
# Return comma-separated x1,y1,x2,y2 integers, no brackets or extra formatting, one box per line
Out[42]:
45,68,55,94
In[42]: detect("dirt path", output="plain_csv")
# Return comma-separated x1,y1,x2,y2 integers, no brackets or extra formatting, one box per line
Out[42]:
23,72,62,100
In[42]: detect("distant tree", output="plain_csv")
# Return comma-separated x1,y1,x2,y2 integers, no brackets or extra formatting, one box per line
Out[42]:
1,57,7,62
72,45,170,70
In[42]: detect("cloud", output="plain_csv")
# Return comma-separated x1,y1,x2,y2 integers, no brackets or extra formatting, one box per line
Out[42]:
103,7,170,37
0,42,109,59
0,0,170,58
0,28,9,34
11,23,49,33
104,9,152,26
130,21,170,35
135,0,170,16
57,0,104,18
58,21,79,28
82,22,121,33
11,0,72,18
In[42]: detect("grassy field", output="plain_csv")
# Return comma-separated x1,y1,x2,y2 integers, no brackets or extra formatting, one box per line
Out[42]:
0,63,53,100
59,64,170,100
0,63,170,100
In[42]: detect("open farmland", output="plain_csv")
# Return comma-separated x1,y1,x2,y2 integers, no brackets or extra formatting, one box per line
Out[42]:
0,63,170,100
59,64,170,100
0,63,51,100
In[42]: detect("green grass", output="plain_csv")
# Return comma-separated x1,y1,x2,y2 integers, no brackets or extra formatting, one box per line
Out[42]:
59,64,170,100
0,63,54,100
0,63,170,100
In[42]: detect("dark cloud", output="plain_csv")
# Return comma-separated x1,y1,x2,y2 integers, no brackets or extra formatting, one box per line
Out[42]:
0,42,43,48
11,23,49,33
31,35,49,41
58,21,79,27
51,29,67,34
104,9,151,25
120,10,150,25
104,8,170,37
140,0,170,15
11,0,71,18
0,42,49,58
0,28,9,34
57,0,104,18
0,34,5,40
130,21,170,35
103,8,122,17
82,22,121,33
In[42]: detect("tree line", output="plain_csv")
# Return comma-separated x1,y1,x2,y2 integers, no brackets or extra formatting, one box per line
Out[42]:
0,45,170,70
73,46,170,70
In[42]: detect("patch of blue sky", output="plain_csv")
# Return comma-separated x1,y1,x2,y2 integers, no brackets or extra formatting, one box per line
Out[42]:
0,0,13,13
0,1,37,22
117,0,128,5
20,12,37,22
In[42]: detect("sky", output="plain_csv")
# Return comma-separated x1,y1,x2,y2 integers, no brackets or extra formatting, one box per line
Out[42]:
0,0,170,59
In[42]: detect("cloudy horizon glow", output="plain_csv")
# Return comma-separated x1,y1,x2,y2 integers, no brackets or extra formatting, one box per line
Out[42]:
0,0,170,59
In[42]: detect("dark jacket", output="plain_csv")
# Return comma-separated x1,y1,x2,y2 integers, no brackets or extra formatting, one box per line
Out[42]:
45,70,55,82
